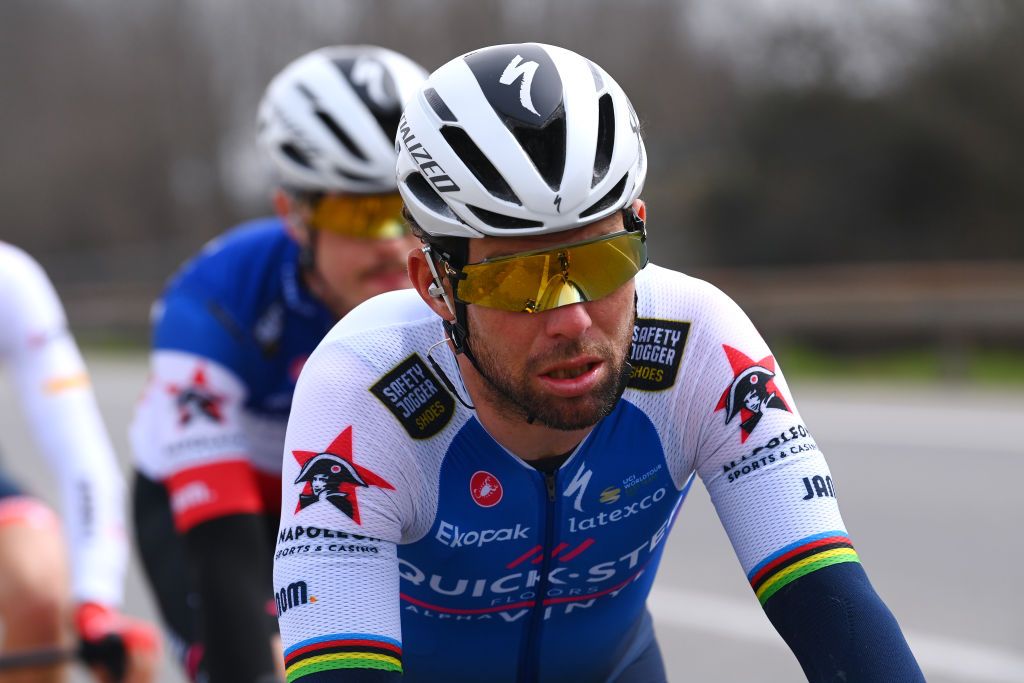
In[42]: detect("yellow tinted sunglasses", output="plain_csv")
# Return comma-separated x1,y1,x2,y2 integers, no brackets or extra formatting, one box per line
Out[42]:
453,230,648,313
306,193,408,239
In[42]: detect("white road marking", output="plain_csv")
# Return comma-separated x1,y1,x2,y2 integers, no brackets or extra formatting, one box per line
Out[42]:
649,587,1024,683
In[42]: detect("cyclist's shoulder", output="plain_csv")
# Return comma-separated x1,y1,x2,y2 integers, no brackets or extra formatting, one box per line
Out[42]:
165,217,294,298
637,263,744,320
300,291,453,414
0,241,48,288
334,289,435,339
0,242,62,327
159,218,297,326
304,290,437,380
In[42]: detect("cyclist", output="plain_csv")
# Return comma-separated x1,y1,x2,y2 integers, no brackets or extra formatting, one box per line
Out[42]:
0,242,159,683
129,46,426,683
273,43,925,682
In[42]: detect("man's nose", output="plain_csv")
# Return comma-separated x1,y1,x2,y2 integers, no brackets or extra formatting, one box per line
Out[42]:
542,302,593,340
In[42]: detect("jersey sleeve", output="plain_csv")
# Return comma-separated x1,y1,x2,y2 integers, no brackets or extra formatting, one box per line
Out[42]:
274,336,421,681
684,286,923,679
128,291,262,529
0,246,128,606
686,285,854,606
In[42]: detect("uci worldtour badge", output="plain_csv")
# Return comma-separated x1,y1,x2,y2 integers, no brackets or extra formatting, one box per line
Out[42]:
715,345,791,443
370,354,454,439
628,319,690,391
291,426,395,524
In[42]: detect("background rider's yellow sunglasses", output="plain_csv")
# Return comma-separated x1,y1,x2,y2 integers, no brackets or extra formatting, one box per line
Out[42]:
306,193,407,239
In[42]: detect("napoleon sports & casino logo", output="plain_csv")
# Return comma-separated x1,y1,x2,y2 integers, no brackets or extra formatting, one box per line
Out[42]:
291,426,394,524
165,364,225,426
715,345,791,442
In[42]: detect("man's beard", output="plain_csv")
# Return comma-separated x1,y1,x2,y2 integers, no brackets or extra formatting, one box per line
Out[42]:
467,321,634,431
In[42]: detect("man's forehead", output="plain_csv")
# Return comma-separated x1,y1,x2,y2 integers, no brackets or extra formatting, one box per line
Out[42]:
470,211,625,260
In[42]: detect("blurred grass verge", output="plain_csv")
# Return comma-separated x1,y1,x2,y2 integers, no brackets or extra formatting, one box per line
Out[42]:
776,344,1024,384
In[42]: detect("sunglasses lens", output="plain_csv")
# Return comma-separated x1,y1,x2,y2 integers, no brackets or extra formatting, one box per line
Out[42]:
456,232,647,312
308,193,407,239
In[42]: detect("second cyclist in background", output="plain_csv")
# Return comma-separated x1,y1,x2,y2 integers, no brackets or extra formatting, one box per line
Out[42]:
129,46,426,683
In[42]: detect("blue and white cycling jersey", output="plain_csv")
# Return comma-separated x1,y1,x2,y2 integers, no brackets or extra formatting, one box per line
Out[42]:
131,219,335,528
274,265,855,682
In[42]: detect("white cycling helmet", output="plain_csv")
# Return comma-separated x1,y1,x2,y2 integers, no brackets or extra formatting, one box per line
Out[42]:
397,43,647,239
258,46,428,194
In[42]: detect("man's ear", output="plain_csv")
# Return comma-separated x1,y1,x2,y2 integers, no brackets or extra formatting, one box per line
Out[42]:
633,198,647,223
275,189,307,245
408,248,455,321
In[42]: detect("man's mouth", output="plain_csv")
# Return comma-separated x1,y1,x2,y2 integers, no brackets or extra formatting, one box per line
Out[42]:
546,363,595,380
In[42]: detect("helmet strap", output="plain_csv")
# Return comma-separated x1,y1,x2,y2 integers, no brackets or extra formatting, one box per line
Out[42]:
421,241,480,368
298,225,318,273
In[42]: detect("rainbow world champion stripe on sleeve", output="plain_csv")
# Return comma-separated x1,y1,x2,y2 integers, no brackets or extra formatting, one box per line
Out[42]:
748,531,860,605
284,633,402,681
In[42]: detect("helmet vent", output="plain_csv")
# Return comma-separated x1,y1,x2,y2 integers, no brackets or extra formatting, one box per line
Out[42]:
315,110,368,162
280,143,312,169
440,126,520,205
466,205,543,230
592,94,615,187
510,111,566,191
334,167,374,183
580,173,627,219
425,88,458,123
371,109,403,143
405,172,457,218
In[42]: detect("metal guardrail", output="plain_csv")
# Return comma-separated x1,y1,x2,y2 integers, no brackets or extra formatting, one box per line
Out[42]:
58,262,1024,345
693,262,1024,343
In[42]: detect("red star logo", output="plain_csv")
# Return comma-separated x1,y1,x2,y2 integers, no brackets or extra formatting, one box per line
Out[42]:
715,345,791,442
166,365,225,426
291,426,394,524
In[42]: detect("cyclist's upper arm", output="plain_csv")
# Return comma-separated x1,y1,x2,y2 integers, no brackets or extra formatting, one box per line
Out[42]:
275,337,421,681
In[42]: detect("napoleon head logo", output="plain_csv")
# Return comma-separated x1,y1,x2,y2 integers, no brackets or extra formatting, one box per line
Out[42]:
715,345,791,442
291,426,394,524
166,365,224,426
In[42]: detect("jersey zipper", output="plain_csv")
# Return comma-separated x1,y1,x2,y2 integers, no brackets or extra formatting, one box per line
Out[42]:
518,469,558,683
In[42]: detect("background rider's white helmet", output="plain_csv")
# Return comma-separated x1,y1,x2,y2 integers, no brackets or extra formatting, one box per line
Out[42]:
258,45,428,194
396,43,647,239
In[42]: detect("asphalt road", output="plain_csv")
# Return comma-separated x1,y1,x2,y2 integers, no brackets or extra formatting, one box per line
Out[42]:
1,355,1021,683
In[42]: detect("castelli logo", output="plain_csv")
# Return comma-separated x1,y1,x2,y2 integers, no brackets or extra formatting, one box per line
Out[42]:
470,471,503,508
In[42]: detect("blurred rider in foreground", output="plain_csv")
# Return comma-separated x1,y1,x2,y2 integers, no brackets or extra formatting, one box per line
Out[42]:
0,242,159,683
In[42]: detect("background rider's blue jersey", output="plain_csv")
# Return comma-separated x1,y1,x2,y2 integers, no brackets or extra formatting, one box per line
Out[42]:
152,218,335,420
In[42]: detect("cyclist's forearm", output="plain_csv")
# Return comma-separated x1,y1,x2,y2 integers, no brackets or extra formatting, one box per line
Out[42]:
764,562,924,682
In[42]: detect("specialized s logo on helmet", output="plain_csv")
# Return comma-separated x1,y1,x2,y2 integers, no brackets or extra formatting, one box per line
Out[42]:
499,55,541,116
465,44,563,127
349,57,397,110
291,427,395,524
715,345,791,442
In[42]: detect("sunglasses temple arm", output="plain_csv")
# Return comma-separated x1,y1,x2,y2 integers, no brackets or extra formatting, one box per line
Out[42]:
421,246,458,318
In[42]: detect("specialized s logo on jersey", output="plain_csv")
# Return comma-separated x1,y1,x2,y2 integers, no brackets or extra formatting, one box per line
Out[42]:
370,354,454,439
166,365,224,426
291,427,394,524
715,345,791,442
628,319,690,391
